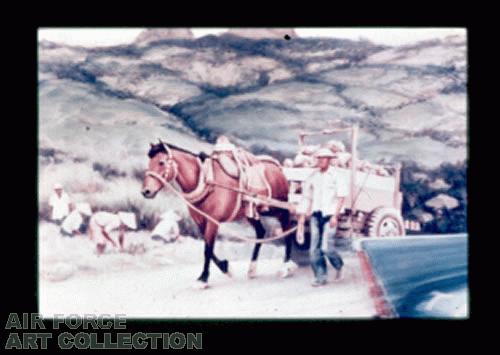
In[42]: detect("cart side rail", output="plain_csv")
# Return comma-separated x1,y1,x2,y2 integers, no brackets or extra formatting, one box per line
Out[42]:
283,167,402,213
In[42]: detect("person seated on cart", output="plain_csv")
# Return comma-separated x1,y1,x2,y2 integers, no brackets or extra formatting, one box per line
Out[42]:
300,148,348,287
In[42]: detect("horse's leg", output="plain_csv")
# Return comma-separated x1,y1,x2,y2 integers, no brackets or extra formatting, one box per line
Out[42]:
247,218,266,278
277,209,297,278
211,253,232,277
282,211,293,263
195,221,218,288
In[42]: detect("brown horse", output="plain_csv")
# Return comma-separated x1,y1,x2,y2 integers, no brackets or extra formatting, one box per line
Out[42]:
142,141,295,288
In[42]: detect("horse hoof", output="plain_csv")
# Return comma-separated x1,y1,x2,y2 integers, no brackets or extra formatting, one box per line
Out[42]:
278,269,291,278
226,264,233,278
192,281,209,290
247,262,257,279
218,260,232,277
278,261,298,278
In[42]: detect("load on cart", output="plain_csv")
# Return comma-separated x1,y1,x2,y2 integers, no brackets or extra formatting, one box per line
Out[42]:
283,123,408,246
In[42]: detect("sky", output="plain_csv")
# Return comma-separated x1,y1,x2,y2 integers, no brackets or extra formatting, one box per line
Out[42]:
38,28,465,48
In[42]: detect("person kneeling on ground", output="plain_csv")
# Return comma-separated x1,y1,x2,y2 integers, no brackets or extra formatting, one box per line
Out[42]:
151,210,182,243
88,211,137,255
60,202,92,237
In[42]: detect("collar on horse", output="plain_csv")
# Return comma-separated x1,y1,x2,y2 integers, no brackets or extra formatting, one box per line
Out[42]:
146,140,299,243
145,166,298,244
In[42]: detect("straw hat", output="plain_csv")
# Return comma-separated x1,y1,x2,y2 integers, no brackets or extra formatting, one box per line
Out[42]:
118,212,137,230
314,148,336,158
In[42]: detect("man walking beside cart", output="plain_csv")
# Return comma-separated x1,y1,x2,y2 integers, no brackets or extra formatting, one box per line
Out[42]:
300,148,348,287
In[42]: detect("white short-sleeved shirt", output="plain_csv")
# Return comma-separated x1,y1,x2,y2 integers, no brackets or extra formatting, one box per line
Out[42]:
151,219,180,241
61,210,83,234
303,167,348,216
48,192,71,220
92,212,121,234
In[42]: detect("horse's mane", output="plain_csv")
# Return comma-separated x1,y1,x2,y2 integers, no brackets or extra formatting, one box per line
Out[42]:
148,142,209,161
147,143,167,158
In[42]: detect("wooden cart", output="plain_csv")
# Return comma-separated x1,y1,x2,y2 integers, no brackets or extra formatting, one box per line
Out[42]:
283,123,406,243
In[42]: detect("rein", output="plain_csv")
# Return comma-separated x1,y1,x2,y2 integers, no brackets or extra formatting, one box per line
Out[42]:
145,170,298,244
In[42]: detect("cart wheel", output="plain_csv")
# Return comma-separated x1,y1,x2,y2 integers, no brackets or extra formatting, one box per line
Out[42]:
366,207,405,237
336,214,351,238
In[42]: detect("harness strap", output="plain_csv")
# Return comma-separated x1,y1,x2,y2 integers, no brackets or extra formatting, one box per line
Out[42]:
145,170,297,244
226,157,243,222
181,158,212,204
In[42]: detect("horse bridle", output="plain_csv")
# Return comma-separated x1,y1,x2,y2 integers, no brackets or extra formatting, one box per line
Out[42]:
143,141,300,244
145,143,178,189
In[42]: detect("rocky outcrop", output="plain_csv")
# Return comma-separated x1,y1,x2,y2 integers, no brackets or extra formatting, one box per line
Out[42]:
425,194,459,210
429,178,451,190
411,209,435,224
224,28,297,39
37,30,468,234
135,28,194,45
412,172,430,182
419,212,434,224
38,31,466,168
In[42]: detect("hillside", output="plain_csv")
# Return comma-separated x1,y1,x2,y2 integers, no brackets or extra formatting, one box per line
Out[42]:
38,31,467,233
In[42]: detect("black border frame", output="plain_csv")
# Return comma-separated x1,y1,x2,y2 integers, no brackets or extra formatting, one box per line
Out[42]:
3,18,478,351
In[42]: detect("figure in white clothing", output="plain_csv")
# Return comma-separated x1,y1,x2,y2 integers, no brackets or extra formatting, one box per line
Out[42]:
60,203,93,237
300,148,348,286
88,211,137,255
151,210,182,243
48,183,73,224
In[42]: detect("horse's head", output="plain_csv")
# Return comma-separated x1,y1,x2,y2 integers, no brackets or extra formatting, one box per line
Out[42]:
142,140,178,199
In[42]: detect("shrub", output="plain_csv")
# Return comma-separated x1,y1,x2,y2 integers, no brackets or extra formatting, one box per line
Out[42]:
400,160,467,234
39,160,198,234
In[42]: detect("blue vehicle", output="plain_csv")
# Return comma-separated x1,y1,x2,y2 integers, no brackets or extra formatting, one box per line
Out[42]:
354,234,468,318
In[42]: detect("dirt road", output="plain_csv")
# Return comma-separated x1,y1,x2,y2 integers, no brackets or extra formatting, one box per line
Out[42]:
39,223,376,318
